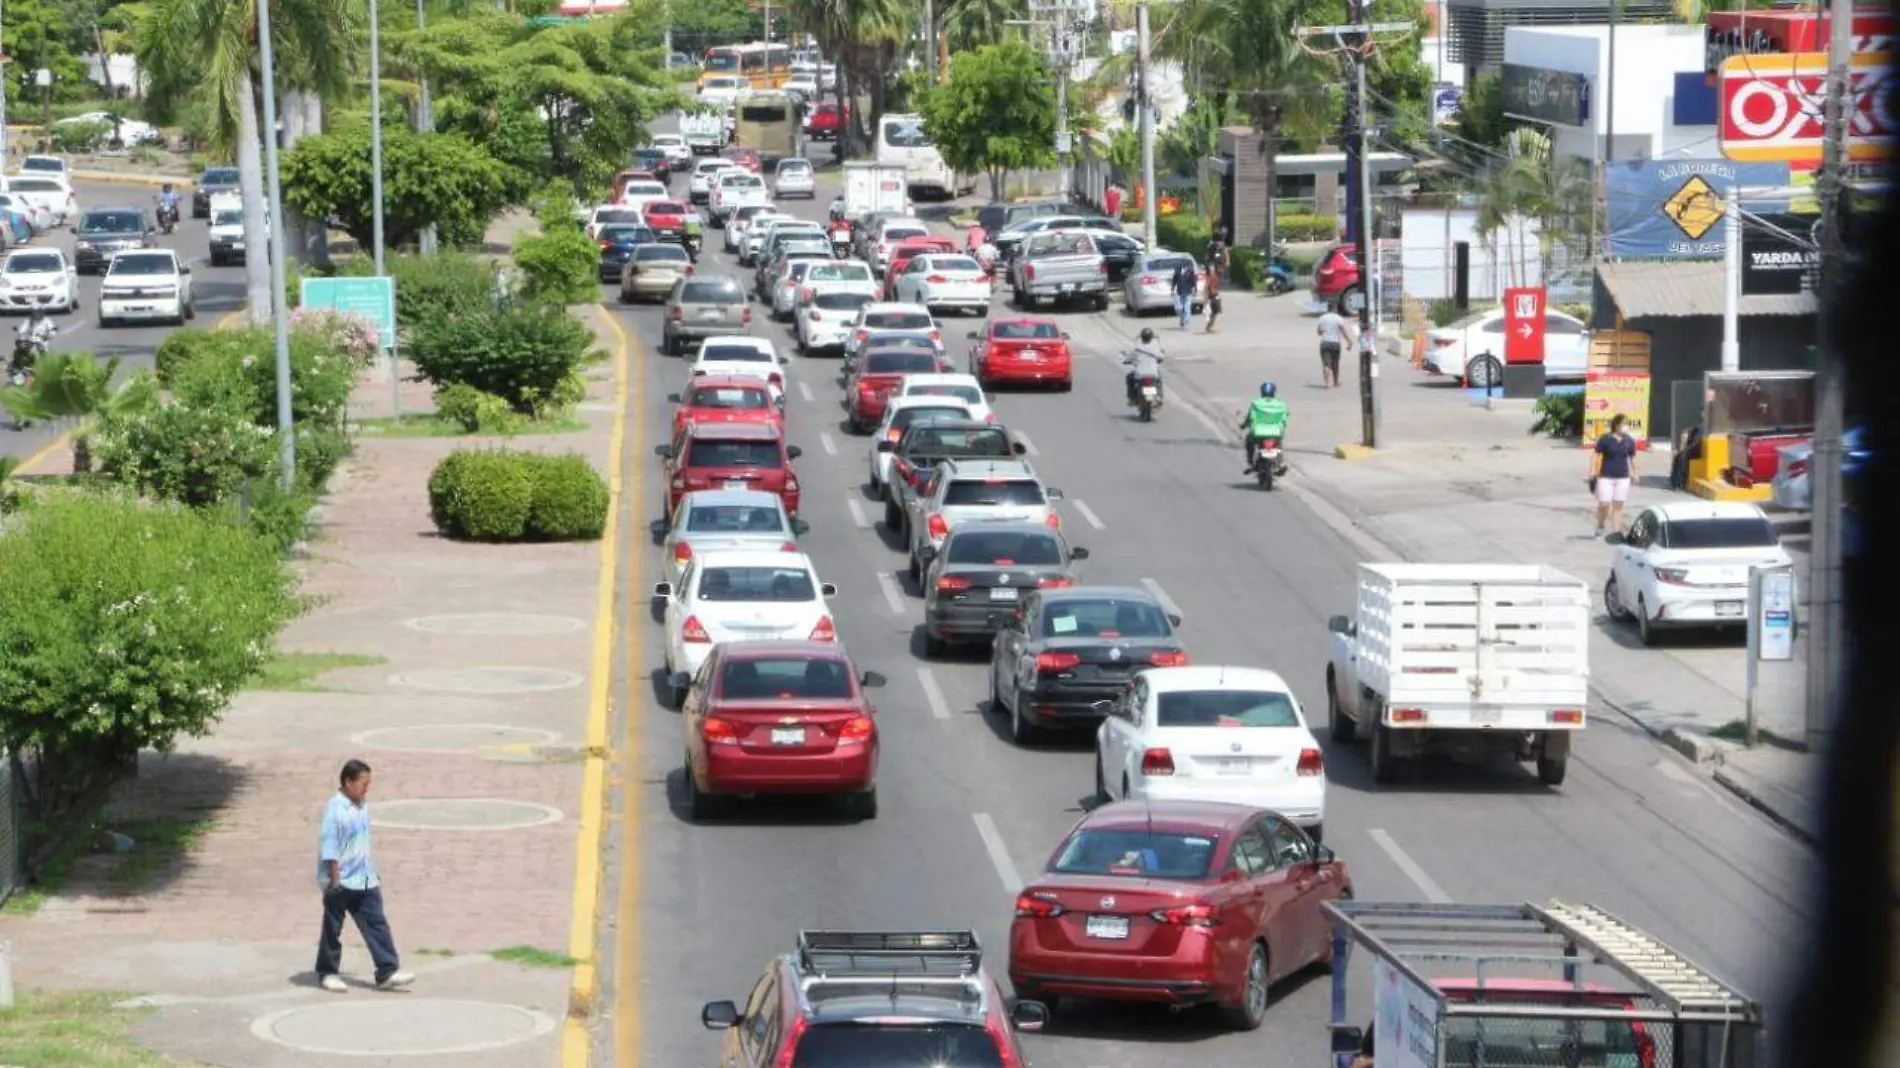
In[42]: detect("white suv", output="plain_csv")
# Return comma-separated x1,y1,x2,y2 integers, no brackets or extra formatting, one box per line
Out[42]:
99,249,194,327
710,171,769,225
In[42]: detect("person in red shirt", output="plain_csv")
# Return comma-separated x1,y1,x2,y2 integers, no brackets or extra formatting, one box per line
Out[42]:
1103,185,1123,219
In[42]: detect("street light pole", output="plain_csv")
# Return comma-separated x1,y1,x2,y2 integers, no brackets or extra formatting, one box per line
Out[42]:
256,0,297,486
369,0,386,278
1135,0,1157,248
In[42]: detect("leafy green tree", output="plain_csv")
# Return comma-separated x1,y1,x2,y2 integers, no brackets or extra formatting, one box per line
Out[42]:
788,0,909,153
666,0,756,53
939,0,1024,55
282,123,509,250
1453,71,1508,150
2,0,94,105
919,41,1056,201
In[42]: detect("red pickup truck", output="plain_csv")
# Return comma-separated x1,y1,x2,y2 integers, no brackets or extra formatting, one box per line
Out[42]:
804,102,849,141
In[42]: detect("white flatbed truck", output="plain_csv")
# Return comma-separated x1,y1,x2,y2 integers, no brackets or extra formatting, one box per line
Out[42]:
1325,563,1591,786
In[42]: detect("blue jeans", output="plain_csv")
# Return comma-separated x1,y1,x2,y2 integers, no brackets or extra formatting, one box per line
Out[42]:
1173,292,1192,327
317,885,401,981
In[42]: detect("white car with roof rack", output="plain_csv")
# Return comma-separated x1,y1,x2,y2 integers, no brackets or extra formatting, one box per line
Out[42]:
689,157,741,203
655,548,838,683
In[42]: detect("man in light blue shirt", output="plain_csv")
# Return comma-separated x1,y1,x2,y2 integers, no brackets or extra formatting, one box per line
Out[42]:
315,759,412,991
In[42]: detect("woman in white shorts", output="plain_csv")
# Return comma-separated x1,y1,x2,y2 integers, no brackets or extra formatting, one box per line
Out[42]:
1590,414,1639,537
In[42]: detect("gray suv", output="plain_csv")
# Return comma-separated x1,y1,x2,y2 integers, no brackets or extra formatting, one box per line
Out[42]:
917,521,1088,656
661,275,750,356
902,458,1063,581
73,208,155,274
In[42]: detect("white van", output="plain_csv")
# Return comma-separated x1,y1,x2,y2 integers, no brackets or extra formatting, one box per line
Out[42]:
875,114,972,200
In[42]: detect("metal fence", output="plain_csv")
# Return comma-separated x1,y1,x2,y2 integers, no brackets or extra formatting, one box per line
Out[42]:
1441,1009,1677,1068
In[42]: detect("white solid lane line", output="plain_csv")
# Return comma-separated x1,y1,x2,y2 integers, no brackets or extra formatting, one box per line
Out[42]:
972,813,1025,894
1013,429,1039,456
876,571,906,616
1071,498,1107,531
916,667,952,720
1141,577,1184,622
798,380,814,403
845,499,871,530
1367,828,1451,904
820,431,838,456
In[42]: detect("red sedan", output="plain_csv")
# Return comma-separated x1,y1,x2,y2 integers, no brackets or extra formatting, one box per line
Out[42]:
677,641,887,820
1008,800,1350,1030
969,317,1073,391
670,375,784,435
660,421,803,516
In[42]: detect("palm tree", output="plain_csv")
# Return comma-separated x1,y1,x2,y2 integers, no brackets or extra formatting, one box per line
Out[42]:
939,0,1022,54
789,0,911,153
0,354,161,474
1473,128,1592,286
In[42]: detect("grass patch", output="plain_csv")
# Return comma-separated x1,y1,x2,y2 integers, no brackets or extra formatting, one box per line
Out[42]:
107,817,216,890
489,944,579,969
2,819,96,916
249,651,388,693
1709,719,1784,745
352,415,589,438
0,988,215,1067
414,947,456,957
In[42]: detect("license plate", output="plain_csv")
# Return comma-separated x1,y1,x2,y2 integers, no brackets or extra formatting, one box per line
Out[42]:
1085,915,1129,940
232,241,245,250
1716,601,1744,617
1141,386,1158,399
1216,757,1250,775
723,479,749,490
1472,708,1502,725
1060,283,1075,293
700,308,723,319
770,728,805,746
990,587,1019,602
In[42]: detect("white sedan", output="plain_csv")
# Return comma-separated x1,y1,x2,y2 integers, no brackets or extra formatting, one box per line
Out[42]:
619,180,669,212
0,248,78,313
773,158,816,199
690,337,789,402
725,206,786,254
0,193,54,232
890,253,990,317
1095,665,1328,839
585,204,646,238
710,172,769,223
655,549,838,704
867,395,980,491
893,373,992,423
1422,306,1591,390
649,134,692,168
796,289,876,355
770,257,833,321
1604,500,1792,646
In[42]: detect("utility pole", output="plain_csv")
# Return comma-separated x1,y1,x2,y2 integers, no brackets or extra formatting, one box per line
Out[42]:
257,0,297,487
1054,0,1071,199
1,0,9,164
1135,0,1156,247
417,0,437,254
924,0,937,81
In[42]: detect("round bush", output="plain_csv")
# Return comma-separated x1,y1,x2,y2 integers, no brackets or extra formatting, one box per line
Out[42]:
427,449,533,541
524,452,609,541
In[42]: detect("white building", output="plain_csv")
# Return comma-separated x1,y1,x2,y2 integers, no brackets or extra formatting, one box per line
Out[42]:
1399,204,1550,303
1503,24,1711,164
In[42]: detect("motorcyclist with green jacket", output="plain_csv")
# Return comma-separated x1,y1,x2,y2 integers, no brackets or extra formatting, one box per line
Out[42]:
1240,380,1289,474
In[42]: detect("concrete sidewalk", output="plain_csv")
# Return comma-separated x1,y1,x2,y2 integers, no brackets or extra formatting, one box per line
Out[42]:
0,308,627,1065
1064,286,1824,842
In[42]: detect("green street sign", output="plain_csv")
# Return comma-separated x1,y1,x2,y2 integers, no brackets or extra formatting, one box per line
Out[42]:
528,15,586,24
301,276,396,351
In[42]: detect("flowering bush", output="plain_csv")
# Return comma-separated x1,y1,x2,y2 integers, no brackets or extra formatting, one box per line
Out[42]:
288,308,383,368
92,403,278,509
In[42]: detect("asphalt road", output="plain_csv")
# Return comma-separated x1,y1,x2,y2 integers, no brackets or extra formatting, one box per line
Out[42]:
0,179,249,463
595,151,1812,1068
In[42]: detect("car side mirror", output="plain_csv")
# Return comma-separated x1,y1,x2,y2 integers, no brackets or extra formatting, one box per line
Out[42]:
666,393,682,403
791,519,810,535
1009,999,1050,1032
1314,844,1337,865
1045,487,1064,500
860,670,887,688
915,545,937,563
1606,532,1628,546
1012,442,1027,455
648,519,667,541
876,440,895,453
1327,614,1356,636
652,582,674,598
668,671,692,693
966,330,979,340
786,445,803,460
180,266,192,274
1069,547,1090,561
654,444,674,459
820,582,838,598
1331,1025,1365,1054
701,1000,741,1030
1062,331,1072,339
1167,614,1184,628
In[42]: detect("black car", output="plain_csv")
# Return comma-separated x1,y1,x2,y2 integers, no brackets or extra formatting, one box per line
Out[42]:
73,207,156,274
597,224,658,282
633,148,670,183
974,200,1069,235
987,585,1187,743
918,522,1088,656
192,167,240,218
1094,231,1143,284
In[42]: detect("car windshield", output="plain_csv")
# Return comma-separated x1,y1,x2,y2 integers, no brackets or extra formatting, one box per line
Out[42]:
624,184,665,197
1156,690,1299,728
907,384,983,405
991,321,1060,341
1041,598,1170,638
684,504,786,533
203,168,239,185
635,245,688,262
1663,516,1779,549
687,439,783,468
107,253,175,276
213,210,244,227
946,530,1062,565
1051,829,1217,880
906,427,1010,457
882,117,933,148
866,311,933,331
687,385,770,410
864,351,939,374
816,292,873,311
21,158,61,173
792,1023,1003,1067
681,281,745,304
720,656,852,700
5,253,63,273
696,566,815,602
944,479,1045,507
81,211,144,234
883,226,929,242
809,263,872,283
700,343,771,362
891,405,969,431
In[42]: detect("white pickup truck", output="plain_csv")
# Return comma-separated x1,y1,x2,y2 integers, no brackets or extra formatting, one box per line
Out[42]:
681,109,727,155
98,247,194,327
1325,563,1590,786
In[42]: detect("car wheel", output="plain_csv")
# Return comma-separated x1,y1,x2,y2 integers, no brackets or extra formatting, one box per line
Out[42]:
1010,688,1038,745
1636,597,1660,646
1369,717,1399,784
1221,943,1271,1031
1336,285,1365,316
1538,753,1569,786
684,757,720,821
1467,355,1503,390
183,302,195,321
883,499,901,530
1604,574,1633,622
923,628,947,658
1093,751,1109,803
907,552,921,586
1327,670,1354,744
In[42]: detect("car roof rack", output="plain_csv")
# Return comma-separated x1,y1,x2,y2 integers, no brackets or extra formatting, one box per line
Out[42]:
796,930,982,979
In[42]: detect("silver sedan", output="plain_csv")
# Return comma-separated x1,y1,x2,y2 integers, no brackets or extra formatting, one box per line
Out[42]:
651,489,809,585
1122,252,1207,316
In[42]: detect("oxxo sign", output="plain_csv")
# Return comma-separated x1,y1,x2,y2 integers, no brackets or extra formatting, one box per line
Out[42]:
1704,9,1893,78
1718,52,1893,163
1502,287,1546,365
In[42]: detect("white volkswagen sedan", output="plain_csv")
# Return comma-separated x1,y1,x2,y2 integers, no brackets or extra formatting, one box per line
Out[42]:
796,289,876,356
1095,666,1328,840
890,252,991,317
655,549,838,704
0,248,78,313
690,336,788,402
893,373,993,424
689,158,741,204
1604,500,1792,646
866,394,980,492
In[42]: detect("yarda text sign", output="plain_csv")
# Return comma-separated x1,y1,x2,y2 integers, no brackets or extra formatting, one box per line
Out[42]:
1718,53,1893,163
1741,212,1820,296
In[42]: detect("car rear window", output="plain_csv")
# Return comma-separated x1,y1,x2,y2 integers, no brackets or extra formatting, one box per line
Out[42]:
891,405,969,431
1052,829,1217,880
945,530,1062,565
943,479,1044,507
906,384,983,405
684,504,785,532
720,656,851,699
1148,255,1194,273
203,168,240,183
1156,690,1298,728
816,292,873,311
991,321,1060,341
866,311,933,331
595,209,642,225
883,226,928,241
599,225,655,244
646,201,687,214
700,343,772,362
696,566,814,602
1662,516,1778,549
681,280,744,303
907,427,1008,456
782,238,830,255
688,385,769,410
791,1024,1004,1067
864,351,939,374
21,158,62,173
635,244,688,262
808,263,872,283
1041,598,1170,638
928,256,981,272
686,439,783,468
9,178,60,193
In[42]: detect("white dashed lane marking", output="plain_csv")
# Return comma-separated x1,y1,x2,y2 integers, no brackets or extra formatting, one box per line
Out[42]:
1141,577,1184,622
1368,828,1451,903
916,667,952,720
819,432,838,456
846,499,871,529
798,381,814,403
1071,499,1106,531
876,571,906,616
972,813,1024,893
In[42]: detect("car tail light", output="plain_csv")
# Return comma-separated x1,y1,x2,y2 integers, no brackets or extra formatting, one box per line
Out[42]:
741,306,752,324
1140,747,1175,776
702,716,740,741
809,616,836,641
1036,577,1072,588
1023,264,1035,280
986,1016,1025,1068
1390,708,1426,723
1654,567,1690,585
929,330,940,341
1044,513,1061,531
855,329,868,342
1035,652,1079,674
799,286,812,302
927,514,948,540
768,372,782,386
1296,748,1324,776
599,240,612,250
673,541,693,564
1785,458,1809,478
1551,709,1584,724
936,575,971,592
1431,336,1457,349
1014,891,1066,918
682,615,711,643
926,274,947,284
684,265,695,275
808,310,821,321
985,412,996,423
668,306,683,321
838,715,875,741
1097,260,1108,274
1138,274,1157,285
884,427,904,442
1151,903,1219,926
773,1015,807,1068
1149,650,1189,667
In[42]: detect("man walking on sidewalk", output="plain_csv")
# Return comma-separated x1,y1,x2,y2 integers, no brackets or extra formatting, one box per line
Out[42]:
1170,257,1197,330
1316,308,1346,388
315,759,413,992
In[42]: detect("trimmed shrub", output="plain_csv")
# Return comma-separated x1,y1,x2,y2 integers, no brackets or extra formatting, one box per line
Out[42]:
513,227,601,306
251,328,359,430
434,383,524,434
535,371,590,421
1530,391,1584,439
523,452,610,540
410,305,592,415
168,340,264,415
338,252,497,330
295,426,352,490
1229,247,1265,291
51,120,113,153
155,327,265,385
230,476,319,555
1276,213,1339,242
1155,213,1211,254
427,449,535,541
92,403,278,509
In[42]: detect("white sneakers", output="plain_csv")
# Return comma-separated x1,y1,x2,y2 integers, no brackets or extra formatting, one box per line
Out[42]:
319,970,414,992
320,974,347,992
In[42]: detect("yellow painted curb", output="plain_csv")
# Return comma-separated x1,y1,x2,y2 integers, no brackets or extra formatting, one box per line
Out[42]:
215,309,246,331
16,420,81,476
68,169,193,188
1334,443,1376,461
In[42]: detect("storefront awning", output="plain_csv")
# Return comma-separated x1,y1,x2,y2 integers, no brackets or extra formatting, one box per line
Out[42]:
1598,260,1818,320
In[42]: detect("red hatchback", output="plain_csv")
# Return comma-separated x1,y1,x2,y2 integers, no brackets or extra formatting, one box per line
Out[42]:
1008,800,1350,1030
845,347,950,432
669,375,784,436
676,641,886,820
659,422,804,516
1313,243,1362,313
969,317,1073,390
882,237,960,298
642,199,693,239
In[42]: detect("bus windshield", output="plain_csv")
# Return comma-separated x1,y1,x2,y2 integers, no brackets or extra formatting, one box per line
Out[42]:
741,101,789,123
704,49,740,73
882,116,932,149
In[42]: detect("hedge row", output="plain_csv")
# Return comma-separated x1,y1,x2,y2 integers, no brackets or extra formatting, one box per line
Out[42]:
427,448,609,542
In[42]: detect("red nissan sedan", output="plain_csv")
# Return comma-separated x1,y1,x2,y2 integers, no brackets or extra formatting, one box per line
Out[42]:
676,641,887,820
1008,800,1350,1030
669,375,785,436
969,316,1073,390
659,421,803,517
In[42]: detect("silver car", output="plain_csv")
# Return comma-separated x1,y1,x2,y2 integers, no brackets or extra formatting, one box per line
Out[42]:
903,458,1063,581
1122,251,1206,315
917,521,1089,656
652,489,809,585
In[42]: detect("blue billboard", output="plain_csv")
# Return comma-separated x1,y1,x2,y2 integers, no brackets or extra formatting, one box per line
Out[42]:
1604,159,1791,259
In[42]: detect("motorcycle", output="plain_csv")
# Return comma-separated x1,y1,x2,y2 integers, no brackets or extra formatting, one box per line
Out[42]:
1262,243,1294,295
157,202,179,235
828,222,854,259
683,230,703,263
974,242,999,283
1132,374,1162,422
8,337,39,427
1248,435,1288,490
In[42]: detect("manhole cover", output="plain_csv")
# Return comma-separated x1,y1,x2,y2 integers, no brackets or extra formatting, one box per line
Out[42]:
389,667,582,694
350,725,561,753
403,614,587,636
370,798,564,831
250,999,556,1055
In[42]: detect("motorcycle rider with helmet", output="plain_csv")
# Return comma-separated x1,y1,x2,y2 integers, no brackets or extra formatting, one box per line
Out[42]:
156,183,181,231
11,307,55,381
1122,328,1166,407
1240,380,1290,474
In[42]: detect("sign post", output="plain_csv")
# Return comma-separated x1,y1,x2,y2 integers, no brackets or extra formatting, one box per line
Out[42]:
301,276,400,419
1496,285,1547,401
1745,563,1797,748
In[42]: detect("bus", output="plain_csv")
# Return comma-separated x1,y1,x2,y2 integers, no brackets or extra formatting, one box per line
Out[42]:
701,42,791,90
875,113,973,200
732,92,800,166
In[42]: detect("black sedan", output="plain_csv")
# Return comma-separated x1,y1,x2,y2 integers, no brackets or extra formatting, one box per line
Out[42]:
919,522,1088,657
192,166,240,218
987,586,1186,744
597,224,658,282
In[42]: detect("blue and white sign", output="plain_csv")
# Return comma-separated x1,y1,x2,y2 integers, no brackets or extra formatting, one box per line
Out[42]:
1604,159,1791,259
1752,564,1795,661
301,276,396,351
1433,84,1464,126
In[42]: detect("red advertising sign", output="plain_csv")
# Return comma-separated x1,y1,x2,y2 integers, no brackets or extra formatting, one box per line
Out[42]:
1718,53,1893,163
1503,287,1546,365
1705,8,1893,77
